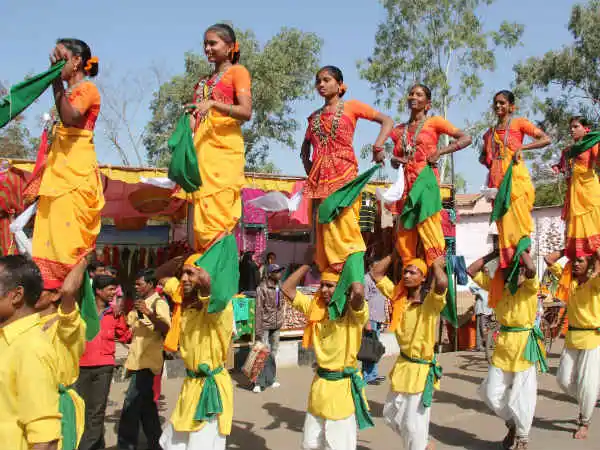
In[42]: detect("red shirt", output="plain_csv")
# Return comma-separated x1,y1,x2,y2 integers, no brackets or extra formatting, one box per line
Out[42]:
79,307,131,367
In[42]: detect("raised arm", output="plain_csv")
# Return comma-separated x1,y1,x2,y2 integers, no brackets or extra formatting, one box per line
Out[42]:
282,246,313,301
467,250,499,279
371,111,394,164
521,250,536,279
544,249,564,268
370,254,393,283
436,129,473,158
60,257,89,314
431,256,448,294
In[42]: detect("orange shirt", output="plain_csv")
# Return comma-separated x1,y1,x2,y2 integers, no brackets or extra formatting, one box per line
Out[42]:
68,81,101,130
193,65,251,107
389,116,458,213
304,99,378,199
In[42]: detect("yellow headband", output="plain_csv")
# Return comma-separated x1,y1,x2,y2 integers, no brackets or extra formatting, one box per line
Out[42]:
184,253,203,268
321,270,340,283
406,258,428,277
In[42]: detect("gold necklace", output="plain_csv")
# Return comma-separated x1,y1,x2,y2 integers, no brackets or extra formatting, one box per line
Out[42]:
311,100,345,146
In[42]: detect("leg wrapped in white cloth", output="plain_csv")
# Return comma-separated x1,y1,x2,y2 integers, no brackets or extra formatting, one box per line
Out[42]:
557,346,600,424
479,365,537,438
159,419,226,450
382,391,431,450
302,412,357,450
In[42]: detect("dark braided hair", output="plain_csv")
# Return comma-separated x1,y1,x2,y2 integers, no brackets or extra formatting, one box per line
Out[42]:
316,66,346,97
56,38,98,77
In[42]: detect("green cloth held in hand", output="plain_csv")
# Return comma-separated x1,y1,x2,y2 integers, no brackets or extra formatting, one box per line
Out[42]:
400,165,442,230
500,325,548,373
441,254,458,327
328,252,365,321
318,164,381,224
192,234,239,313
186,364,224,421
400,352,443,408
490,161,513,224
58,384,77,450
80,271,100,341
0,61,66,129
168,113,202,193
506,236,532,295
316,367,374,430
567,131,600,160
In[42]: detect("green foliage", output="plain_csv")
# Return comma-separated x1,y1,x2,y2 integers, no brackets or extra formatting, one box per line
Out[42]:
514,0,600,165
533,178,566,207
454,172,467,194
0,118,37,159
144,27,322,171
359,0,524,115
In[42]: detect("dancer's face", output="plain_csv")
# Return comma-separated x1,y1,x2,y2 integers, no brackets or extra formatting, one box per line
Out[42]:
315,70,341,100
403,265,424,288
569,120,588,142
320,280,337,305
406,86,430,114
204,31,232,64
573,256,590,277
493,94,514,119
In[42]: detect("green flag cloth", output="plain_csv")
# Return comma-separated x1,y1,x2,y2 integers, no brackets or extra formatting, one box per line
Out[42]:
500,325,548,373
400,352,443,407
441,254,458,327
58,385,77,450
316,367,374,430
490,162,513,224
80,271,100,341
567,131,600,160
186,364,224,421
0,61,66,129
328,252,365,321
400,165,442,230
318,164,381,224
506,236,532,295
168,114,202,193
192,234,239,313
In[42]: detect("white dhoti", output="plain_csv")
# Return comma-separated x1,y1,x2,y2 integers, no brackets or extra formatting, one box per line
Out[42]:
159,420,226,450
382,391,431,450
479,365,537,437
556,346,600,424
302,412,357,450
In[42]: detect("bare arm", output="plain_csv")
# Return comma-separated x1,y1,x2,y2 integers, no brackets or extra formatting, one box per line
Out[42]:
52,79,85,128
467,250,498,278
371,112,394,164
281,265,310,302
438,129,472,157
370,255,393,283
544,249,564,268
210,92,252,121
521,251,536,279
60,257,89,314
521,129,551,152
431,256,448,294
300,139,313,176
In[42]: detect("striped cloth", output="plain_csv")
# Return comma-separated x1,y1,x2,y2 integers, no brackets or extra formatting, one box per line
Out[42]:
0,167,25,256
359,192,377,232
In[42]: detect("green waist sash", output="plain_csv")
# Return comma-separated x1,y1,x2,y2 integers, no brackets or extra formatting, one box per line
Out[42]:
186,364,224,421
400,352,442,408
568,325,600,332
58,384,77,450
315,367,374,430
499,325,548,373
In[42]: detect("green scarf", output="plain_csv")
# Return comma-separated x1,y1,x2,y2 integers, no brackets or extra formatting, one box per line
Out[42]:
506,236,532,295
500,325,548,373
186,364,224,421
567,131,600,160
441,254,458,327
192,234,239,313
0,61,66,129
168,113,202,193
400,165,442,230
328,252,365,321
58,384,77,450
400,352,443,408
490,161,513,223
318,164,380,224
316,367,374,430
80,272,100,341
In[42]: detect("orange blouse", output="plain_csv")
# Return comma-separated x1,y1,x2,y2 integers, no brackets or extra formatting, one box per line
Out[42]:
388,116,458,213
481,117,541,188
304,99,378,199
67,81,101,130
193,65,251,107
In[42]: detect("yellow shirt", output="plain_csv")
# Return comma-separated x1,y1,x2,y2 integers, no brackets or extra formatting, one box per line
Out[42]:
550,263,600,350
40,306,87,448
0,313,61,450
169,298,234,435
292,291,369,420
473,272,539,372
376,277,446,394
125,292,171,374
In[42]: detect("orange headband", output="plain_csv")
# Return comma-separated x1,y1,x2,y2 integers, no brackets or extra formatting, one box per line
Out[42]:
406,258,428,277
84,56,99,72
321,270,340,283
184,253,203,268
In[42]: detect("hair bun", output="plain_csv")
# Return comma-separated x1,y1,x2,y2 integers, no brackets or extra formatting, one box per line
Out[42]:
84,56,99,77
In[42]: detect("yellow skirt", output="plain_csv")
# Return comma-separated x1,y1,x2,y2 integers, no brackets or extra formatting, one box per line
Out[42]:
32,127,104,285
395,212,445,266
192,113,245,251
315,197,365,273
497,161,534,268
565,164,600,257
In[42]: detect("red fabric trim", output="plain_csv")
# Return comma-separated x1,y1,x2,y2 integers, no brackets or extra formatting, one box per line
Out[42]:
565,234,600,259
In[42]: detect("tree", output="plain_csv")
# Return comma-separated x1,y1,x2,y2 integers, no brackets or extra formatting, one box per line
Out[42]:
454,172,467,194
359,0,524,182
144,27,322,171
0,118,37,159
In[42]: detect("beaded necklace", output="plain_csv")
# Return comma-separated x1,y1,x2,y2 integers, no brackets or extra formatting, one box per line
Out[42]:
311,100,345,146
491,118,512,160
401,116,427,159
194,68,229,122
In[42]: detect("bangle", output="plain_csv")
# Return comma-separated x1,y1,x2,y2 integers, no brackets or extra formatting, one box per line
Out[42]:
228,104,233,117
